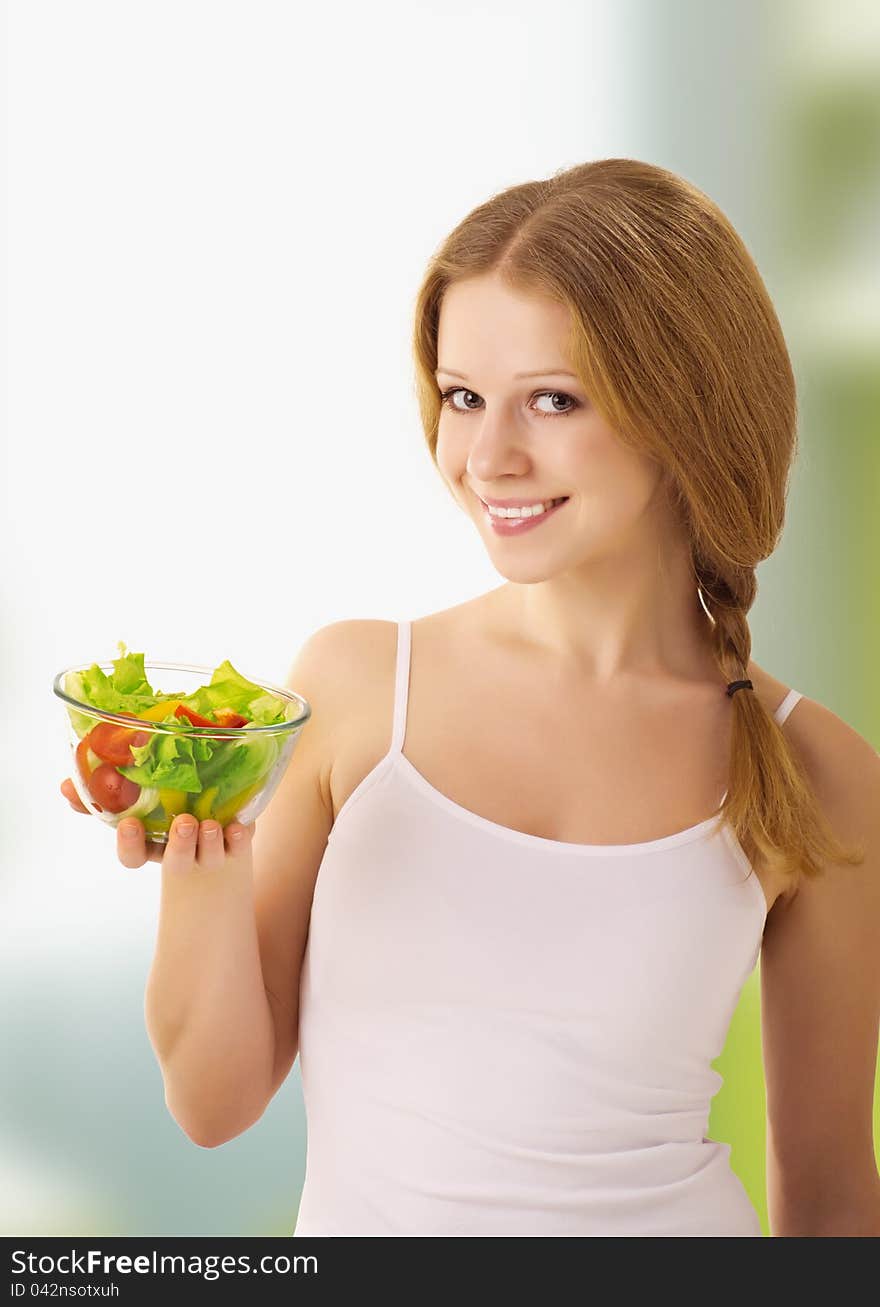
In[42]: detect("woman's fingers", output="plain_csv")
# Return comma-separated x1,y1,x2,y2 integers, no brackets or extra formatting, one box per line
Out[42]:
159,816,254,870
117,816,151,867
120,815,255,869
60,777,89,813
62,779,253,868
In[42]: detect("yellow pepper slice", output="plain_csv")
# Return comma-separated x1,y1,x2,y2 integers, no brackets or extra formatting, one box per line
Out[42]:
193,785,220,821
158,787,189,817
137,701,185,722
140,788,189,836
212,777,264,826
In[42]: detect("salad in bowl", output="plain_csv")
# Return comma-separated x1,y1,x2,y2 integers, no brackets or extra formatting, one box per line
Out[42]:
54,642,311,842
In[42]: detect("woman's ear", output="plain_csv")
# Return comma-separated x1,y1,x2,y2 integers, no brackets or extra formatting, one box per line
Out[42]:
657,461,677,501
657,462,688,522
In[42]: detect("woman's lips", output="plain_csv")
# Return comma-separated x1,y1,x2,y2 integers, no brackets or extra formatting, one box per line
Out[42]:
481,496,569,536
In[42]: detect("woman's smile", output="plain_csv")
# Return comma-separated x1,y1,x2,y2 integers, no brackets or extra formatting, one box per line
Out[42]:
480,495,570,536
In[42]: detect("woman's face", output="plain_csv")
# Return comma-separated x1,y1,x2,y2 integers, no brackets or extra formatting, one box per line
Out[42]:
435,273,672,584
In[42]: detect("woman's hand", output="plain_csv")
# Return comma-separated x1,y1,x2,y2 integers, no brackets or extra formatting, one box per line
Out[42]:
59,777,254,867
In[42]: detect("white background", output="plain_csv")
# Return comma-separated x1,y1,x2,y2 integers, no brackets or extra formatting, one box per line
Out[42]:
4,0,631,1234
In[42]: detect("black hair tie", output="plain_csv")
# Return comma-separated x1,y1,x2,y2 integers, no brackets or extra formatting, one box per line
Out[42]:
726,679,754,698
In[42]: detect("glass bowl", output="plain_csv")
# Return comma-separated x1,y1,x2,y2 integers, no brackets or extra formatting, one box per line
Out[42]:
53,659,311,843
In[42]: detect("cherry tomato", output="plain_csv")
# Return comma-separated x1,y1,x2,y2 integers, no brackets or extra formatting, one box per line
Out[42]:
87,719,153,766
85,763,142,814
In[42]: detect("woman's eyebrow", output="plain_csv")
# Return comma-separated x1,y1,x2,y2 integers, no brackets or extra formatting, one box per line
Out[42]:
435,367,578,379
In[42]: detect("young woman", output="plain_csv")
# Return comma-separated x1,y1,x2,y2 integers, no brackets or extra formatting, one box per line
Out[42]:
63,158,880,1237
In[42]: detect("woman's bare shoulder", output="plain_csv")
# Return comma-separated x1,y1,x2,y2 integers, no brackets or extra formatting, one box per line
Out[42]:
747,658,879,783
746,660,801,721
316,618,400,683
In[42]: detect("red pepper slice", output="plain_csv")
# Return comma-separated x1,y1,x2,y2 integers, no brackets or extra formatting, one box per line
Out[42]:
174,704,217,728
174,704,251,729
214,708,250,728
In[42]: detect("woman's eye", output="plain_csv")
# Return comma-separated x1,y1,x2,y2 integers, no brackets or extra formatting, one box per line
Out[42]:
534,392,577,417
439,387,481,412
438,387,579,418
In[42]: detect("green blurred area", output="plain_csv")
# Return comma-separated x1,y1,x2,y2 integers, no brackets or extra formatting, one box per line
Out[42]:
710,972,768,1232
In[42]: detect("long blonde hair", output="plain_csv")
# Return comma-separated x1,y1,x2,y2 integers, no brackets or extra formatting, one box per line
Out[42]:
410,158,865,893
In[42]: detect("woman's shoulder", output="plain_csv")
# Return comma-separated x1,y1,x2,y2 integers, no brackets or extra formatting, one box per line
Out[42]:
747,660,803,723
301,618,400,688
323,623,878,771
748,658,879,789
306,604,487,710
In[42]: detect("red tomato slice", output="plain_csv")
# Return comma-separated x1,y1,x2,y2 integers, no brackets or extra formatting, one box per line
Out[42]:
76,737,93,784
88,719,153,766
85,763,141,813
74,737,103,810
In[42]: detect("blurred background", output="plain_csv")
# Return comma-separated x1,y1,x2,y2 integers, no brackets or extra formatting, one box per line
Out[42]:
3,0,878,1236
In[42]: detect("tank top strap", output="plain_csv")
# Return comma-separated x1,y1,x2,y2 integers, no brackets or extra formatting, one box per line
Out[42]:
389,619,412,754
773,688,803,726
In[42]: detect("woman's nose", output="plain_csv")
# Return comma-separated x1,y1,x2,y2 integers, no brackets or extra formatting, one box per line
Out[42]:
466,414,531,478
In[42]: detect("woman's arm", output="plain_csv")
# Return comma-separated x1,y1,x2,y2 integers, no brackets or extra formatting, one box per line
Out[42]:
759,705,880,1237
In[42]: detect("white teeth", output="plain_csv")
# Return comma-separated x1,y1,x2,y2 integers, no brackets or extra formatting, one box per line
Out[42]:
487,498,563,518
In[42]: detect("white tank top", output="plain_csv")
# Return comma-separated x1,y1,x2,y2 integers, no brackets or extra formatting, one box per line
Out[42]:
293,619,803,1237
